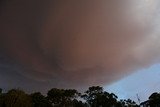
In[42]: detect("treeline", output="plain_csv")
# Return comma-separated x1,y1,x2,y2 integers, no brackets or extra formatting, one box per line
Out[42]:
143,92,160,107
0,86,139,107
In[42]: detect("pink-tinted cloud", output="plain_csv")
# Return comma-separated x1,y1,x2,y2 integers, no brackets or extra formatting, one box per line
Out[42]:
0,0,160,89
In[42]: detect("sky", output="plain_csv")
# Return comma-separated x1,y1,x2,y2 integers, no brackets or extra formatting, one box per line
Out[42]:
106,64,160,102
0,0,160,102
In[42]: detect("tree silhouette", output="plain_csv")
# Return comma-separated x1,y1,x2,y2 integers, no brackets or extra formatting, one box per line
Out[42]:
4,89,32,107
118,99,139,107
0,88,5,107
72,99,88,107
149,92,160,107
47,88,80,107
0,86,140,107
30,92,52,107
82,86,118,107
82,86,103,106
0,88,2,94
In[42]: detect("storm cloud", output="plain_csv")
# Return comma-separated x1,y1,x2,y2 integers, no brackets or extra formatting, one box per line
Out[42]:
0,0,160,90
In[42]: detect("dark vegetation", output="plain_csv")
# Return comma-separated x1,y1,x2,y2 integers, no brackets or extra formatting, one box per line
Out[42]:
0,86,158,107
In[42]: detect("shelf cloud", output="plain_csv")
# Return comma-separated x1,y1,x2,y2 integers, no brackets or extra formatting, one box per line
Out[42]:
0,0,160,89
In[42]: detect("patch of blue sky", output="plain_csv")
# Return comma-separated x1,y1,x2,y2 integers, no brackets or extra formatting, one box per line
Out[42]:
105,64,160,102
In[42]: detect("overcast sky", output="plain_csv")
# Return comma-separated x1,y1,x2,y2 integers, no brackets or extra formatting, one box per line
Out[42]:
0,0,160,102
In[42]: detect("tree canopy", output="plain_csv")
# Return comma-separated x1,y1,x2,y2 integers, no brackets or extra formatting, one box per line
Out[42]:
4,89,32,107
0,86,154,107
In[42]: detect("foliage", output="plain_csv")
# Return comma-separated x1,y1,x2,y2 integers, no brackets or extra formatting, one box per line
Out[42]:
4,89,32,107
117,99,139,107
82,86,118,107
47,88,80,107
30,92,52,107
0,88,2,94
72,99,88,107
0,86,141,107
148,92,160,107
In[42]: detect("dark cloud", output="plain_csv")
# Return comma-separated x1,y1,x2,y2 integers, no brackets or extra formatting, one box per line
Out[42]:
0,0,160,91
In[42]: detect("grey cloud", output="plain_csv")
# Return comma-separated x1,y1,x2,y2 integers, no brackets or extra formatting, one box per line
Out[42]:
0,0,160,90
